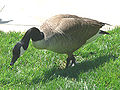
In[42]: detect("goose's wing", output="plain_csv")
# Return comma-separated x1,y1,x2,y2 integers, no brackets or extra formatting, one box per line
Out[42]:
40,14,105,41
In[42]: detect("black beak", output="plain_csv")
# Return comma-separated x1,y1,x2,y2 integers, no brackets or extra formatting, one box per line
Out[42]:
10,62,14,66
10,56,19,66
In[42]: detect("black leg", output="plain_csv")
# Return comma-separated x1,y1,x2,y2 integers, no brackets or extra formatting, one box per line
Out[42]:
66,55,76,68
66,57,70,68
70,55,76,67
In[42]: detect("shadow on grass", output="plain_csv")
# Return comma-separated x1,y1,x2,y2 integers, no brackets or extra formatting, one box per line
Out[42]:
32,55,116,84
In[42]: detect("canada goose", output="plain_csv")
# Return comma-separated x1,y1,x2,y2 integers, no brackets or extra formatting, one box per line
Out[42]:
10,14,110,68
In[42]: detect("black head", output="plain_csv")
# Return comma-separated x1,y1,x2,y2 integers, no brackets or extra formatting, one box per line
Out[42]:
10,42,22,66
10,27,44,66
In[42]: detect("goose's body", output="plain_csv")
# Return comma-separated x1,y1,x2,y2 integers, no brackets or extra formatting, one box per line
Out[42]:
32,14,105,54
10,14,110,68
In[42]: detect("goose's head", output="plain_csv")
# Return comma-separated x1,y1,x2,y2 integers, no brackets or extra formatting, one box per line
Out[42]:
10,27,44,66
10,42,25,66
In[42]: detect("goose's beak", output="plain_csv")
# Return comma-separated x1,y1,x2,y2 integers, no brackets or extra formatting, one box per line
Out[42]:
10,62,14,66
10,56,18,66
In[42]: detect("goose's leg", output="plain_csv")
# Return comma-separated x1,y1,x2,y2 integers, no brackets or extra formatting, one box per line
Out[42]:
66,57,71,68
66,54,76,68
70,55,76,67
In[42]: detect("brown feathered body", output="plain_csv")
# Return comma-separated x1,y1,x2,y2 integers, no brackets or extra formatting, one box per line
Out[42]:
32,14,105,56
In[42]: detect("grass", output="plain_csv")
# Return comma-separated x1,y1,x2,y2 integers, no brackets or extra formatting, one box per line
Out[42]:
0,28,120,89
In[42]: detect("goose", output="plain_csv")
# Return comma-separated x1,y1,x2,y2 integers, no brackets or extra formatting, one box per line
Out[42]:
10,14,110,68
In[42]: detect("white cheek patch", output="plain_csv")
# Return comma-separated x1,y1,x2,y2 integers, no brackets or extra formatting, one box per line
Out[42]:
20,46,26,56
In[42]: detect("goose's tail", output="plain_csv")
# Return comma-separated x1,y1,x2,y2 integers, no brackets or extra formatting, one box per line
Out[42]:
99,30,110,35
100,23,115,31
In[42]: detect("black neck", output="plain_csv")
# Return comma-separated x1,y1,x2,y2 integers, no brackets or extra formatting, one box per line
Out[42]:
20,27,44,50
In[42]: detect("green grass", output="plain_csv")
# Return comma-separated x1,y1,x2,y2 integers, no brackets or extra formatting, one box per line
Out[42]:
0,28,120,89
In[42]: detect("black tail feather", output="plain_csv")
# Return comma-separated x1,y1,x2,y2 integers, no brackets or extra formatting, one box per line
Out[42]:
99,30,110,35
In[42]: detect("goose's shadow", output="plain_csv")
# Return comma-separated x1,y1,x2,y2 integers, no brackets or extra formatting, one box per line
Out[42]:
32,55,116,84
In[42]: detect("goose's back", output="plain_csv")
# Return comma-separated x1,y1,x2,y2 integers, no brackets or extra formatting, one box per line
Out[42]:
38,14,104,54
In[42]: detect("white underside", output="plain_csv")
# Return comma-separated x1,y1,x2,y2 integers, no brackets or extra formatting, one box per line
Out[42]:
86,24,111,44
86,30,102,44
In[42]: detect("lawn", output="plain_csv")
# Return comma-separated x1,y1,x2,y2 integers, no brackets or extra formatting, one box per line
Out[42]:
0,28,120,89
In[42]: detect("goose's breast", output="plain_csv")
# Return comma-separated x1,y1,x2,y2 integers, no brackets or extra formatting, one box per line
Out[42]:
33,35,85,53
32,39,47,49
47,37,73,53
32,34,83,54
